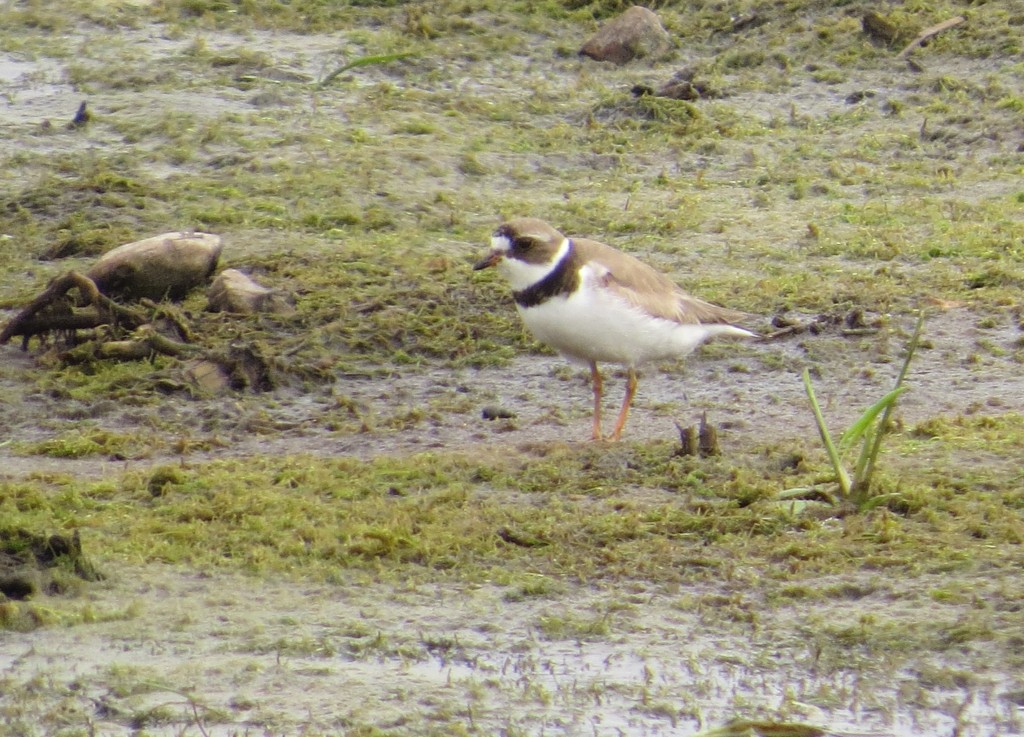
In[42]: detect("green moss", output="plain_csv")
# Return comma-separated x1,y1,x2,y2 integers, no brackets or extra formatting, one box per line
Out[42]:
536,611,612,640
0,416,1021,586
20,428,144,459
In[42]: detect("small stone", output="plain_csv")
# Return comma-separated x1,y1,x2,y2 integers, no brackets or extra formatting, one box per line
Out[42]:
206,268,294,315
580,6,672,66
185,359,232,395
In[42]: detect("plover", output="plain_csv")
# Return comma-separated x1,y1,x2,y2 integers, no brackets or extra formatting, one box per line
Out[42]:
474,217,755,441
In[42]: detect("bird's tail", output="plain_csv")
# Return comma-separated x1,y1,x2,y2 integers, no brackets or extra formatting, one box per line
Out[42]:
707,324,758,340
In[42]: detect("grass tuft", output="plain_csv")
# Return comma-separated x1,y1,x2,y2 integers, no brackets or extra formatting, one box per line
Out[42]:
781,313,925,511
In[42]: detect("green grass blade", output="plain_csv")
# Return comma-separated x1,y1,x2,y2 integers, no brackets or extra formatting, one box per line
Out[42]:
860,493,903,512
858,312,925,495
851,425,875,482
893,311,926,389
838,386,906,451
319,53,416,88
778,486,838,505
802,368,851,497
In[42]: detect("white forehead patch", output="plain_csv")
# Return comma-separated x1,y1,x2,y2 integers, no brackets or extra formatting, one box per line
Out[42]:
491,233,512,252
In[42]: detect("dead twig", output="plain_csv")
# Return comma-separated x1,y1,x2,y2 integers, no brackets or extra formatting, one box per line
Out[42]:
63,326,198,363
898,16,965,57
141,298,197,342
676,421,699,456
675,413,721,457
698,412,720,457
135,682,213,737
0,271,146,347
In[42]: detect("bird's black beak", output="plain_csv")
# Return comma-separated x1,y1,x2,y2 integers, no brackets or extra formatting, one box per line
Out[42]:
473,250,502,271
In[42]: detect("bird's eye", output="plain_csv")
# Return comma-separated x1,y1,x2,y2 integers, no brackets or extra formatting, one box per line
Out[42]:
512,237,532,252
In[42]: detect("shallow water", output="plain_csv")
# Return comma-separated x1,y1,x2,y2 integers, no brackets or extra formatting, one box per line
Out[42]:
2,566,1021,736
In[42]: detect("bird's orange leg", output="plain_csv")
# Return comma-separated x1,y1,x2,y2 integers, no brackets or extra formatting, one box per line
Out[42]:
589,361,603,441
608,368,638,441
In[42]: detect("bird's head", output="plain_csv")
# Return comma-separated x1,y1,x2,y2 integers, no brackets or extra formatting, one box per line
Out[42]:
473,218,569,291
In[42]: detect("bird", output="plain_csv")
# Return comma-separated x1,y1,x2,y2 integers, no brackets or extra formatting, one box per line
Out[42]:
473,217,756,441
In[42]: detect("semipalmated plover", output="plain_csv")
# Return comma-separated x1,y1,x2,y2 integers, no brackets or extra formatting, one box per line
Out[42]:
474,217,755,441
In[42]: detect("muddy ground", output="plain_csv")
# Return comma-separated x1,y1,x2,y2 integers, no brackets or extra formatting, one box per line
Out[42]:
1,309,1022,477
3,306,1022,737
2,3,1024,736
4,561,1023,737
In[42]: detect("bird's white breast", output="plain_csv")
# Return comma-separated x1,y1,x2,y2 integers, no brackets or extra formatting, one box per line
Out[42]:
518,263,734,367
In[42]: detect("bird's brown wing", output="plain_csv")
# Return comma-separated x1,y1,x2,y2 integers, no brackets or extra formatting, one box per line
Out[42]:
573,237,748,327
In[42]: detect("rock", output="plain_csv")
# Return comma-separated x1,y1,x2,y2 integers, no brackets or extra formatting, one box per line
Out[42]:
580,6,672,65
86,232,223,301
206,268,294,315
184,359,233,395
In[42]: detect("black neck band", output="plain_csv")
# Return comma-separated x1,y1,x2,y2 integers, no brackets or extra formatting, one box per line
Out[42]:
513,241,577,308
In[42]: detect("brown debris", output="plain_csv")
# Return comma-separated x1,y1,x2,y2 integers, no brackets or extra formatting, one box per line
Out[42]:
632,67,717,101
2,233,226,359
655,80,703,101
898,16,966,57
61,324,198,364
677,422,699,456
497,527,548,548
698,414,720,457
220,342,276,392
675,413,721,457
68,100,91,129
0,232,292,395
632,80,707,101
150,342,279,396
729,13,764,33
862,11,901,44
183,359,234,395
763,310,885,340
0,529,104,602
